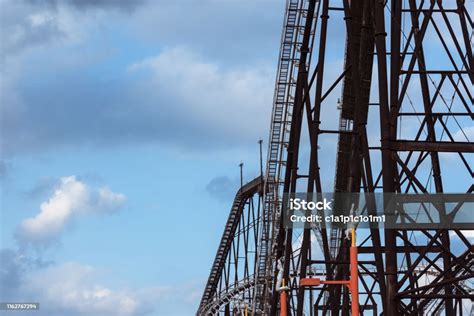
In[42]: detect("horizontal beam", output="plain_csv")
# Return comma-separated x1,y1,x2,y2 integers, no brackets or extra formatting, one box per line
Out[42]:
400,70,471,74
398,112,473,117
389,140,474,153
401,294,474,299
397,273,474,296
359,246,443,253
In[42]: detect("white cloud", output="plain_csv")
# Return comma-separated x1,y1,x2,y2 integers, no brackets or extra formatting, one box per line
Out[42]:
16,176,125,246
1,45,274,155
0,0,142,60
0,253,201,316
451,230,474,241
1,0,279,156
128,47,273,145
28,11,55,27
460,230,474,238
95,187,127,211
453,126,474,142
0,249,204,316
127,0,283,63
21,262,151,316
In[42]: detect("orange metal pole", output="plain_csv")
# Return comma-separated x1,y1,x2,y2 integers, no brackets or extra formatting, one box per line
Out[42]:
299,229,359,315
280,278,288,316
350,228,359,315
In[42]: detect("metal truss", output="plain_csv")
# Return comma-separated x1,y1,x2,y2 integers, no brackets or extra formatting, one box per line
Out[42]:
198,0,473,315
198,176,264,314
269,0,473,315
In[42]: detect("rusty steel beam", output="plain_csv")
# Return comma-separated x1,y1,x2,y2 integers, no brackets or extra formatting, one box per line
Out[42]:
199,0,474,315
390,140,474,153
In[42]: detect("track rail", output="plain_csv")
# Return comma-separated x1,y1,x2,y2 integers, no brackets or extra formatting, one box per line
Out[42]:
200,275,256,315
254,0,319,313
198,176,263,314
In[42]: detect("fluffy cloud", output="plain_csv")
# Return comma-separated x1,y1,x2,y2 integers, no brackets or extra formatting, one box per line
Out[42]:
126,0,284,63
1,46,273,156
128,47,272,145
2,173,192,316
16,176,125,247
0,0,278,157
22,262,148,316
0,0,145,60
0,249,200,316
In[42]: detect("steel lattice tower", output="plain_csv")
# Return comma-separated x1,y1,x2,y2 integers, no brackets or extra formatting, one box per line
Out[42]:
198,0,473,315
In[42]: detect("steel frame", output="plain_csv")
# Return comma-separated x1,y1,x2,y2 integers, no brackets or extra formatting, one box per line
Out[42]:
198,176,264,314
198,0,473,315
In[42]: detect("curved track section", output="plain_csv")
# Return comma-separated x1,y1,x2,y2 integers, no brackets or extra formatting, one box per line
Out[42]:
198,176,263,315
201,276,256,315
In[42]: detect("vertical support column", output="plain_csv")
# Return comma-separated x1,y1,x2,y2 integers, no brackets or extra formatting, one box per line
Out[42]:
373,0,398,314
350,229,359,316
299,229,359,314
390,0,401,132
296,0,330,315
407,1,452,313
280,279,289,316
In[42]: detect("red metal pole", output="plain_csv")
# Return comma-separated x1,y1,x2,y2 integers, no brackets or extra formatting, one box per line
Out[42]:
280,278,288,316
300,229,359,315
350,229,359,315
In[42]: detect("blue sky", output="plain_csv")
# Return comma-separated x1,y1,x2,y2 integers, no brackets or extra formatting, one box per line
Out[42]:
0,1,286,315
1,1,473,315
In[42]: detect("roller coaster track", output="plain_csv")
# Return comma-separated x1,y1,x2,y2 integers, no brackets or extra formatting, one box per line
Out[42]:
254,0,316,313
200,276,257,315
199,0,474,314
198,176,263,314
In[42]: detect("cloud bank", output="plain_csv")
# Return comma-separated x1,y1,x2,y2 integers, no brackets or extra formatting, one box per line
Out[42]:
24,262,147,316
1,46,273,156
0,248,201,316
1,174,200,316
0,0,278,157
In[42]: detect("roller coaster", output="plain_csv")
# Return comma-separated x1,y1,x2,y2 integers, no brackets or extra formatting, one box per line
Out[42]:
198,0,473,315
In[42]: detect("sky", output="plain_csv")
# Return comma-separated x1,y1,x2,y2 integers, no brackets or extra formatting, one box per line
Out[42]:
1,1,472,315
0,0,286,315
